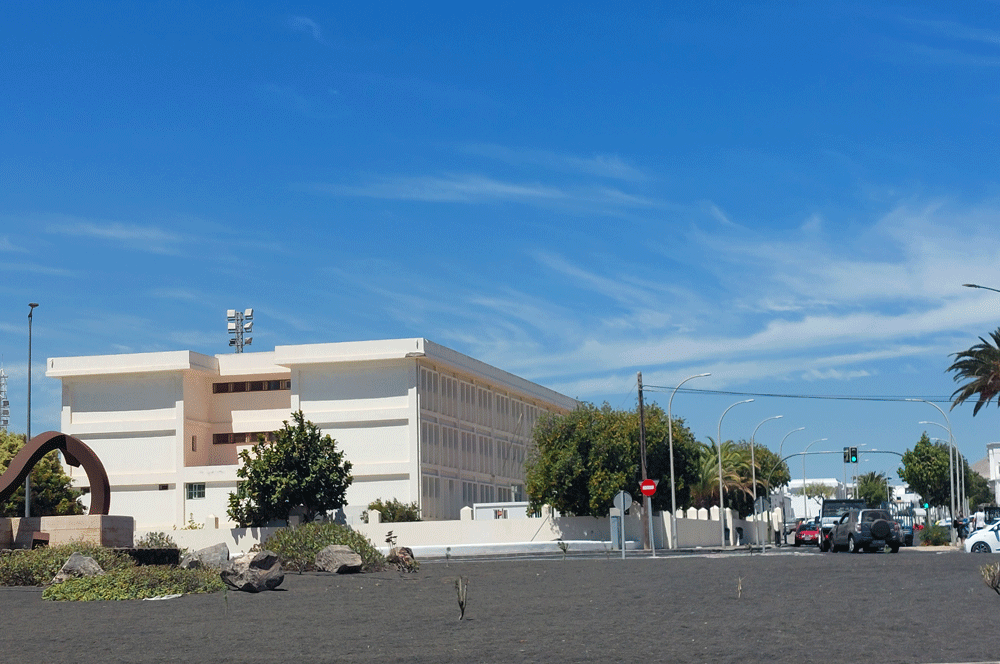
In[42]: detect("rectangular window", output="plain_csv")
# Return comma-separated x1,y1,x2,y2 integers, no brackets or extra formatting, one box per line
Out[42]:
186,483,206,500
213,380,290,394
191,435,197,452
248,381,265,392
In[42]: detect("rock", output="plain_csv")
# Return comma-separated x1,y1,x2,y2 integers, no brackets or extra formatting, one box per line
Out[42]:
180,542,230,570
388,546,417,571
220,550,284,592
315,545,362,574
52,552,105,584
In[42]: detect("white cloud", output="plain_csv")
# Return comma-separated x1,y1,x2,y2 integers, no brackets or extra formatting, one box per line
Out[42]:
458,143,649,181
287,16,322,43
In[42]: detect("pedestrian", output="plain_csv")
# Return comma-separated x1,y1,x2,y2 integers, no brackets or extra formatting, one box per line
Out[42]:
975,509,986,531
954,514,964,545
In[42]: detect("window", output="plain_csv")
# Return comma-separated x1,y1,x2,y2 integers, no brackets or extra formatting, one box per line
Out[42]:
191,435,197,452
213,432,276,445
186,483,206,500
213,379,290,394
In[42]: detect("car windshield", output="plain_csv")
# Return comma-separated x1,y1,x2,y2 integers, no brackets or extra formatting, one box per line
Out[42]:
862,510,890,522
799,523,817,531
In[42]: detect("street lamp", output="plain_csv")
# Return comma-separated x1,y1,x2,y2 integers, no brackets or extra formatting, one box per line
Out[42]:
802,438,828,519
749,415,782,548
908,399,956,544
718,399,753,548
963,283,1000,294
26,302,38,518
920,420,964,518
667,372,710,550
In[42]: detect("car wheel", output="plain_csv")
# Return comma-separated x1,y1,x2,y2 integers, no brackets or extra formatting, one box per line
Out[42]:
889,545,900,553
794,541,800,547
972,542,992,553
848,535,860,553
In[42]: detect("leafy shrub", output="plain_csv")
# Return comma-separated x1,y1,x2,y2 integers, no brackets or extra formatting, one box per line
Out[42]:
134,532,179,549
0,543,133,587
42,565,224,601
920,524,950,546
261,522,386,573
362,498,422,523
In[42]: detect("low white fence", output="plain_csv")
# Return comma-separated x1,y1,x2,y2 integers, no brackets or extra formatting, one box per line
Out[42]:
136,504,782,557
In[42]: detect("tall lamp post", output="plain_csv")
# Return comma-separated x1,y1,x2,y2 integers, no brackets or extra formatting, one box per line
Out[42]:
667,372,710,550
908,399,956,544
921,420,963,519
801,438,828,519
718,399,753,548
749,415,783,548
26,302,38,518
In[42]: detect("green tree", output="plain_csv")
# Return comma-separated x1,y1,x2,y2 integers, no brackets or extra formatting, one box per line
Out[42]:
948,329,1000,415
227,411,353,526
362,498,421,523
0,430,85,517
525,402,700,517
802,482,835,501
856,471,890,508
966,468,993,509
898,433,952,509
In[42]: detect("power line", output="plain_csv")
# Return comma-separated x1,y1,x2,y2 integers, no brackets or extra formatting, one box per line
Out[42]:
642,385,953,404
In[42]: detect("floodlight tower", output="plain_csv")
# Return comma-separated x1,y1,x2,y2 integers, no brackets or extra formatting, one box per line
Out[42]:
227,308,254,353
0,364,9,431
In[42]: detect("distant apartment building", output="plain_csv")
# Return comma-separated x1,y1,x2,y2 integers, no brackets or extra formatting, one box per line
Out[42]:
46,339,577,530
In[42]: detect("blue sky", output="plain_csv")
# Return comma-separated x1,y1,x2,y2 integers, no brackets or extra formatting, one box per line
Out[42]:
3,2,1000,487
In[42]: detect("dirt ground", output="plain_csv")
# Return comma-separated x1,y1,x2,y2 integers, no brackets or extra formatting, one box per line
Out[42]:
3,547,999,663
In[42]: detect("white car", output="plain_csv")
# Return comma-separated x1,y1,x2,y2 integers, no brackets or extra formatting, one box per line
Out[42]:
965,522,1000,553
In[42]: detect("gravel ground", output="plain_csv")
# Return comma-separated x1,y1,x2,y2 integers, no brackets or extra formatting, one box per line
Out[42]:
3,547,999,663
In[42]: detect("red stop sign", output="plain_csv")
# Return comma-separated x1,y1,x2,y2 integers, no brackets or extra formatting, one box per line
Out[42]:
640,479,657,496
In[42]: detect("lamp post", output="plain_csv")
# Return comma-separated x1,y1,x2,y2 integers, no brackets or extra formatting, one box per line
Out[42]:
908,399,956,544
718,399,753,548
765,426,805,549
921,420,962,519
749,415,782,548
667,372,710,550
801,438,828,519
26,302,38,518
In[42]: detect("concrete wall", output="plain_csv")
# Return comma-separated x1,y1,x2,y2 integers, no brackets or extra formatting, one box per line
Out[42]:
135,505,782,557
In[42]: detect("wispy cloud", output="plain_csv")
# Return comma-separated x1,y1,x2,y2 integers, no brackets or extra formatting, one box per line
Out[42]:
45,216,186,255
301,173,671,212
0,236,28,253
458,143,649,181
287,16,323,43
0,262,76,277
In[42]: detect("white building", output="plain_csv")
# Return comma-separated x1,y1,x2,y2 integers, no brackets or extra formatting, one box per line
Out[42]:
46,338,577,530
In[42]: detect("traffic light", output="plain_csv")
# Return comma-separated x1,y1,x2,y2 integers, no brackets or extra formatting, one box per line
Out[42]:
849,447,858,463
844,447,850,463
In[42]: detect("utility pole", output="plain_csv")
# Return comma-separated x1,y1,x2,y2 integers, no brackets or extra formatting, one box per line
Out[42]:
637,372,650,551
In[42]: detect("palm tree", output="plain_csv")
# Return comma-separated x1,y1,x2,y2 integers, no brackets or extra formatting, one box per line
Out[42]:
948,329,1000,415
689,439,753,510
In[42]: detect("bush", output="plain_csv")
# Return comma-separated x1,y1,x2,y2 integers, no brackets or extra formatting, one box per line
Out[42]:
0,543,133,587
920,524,951,546
362,498,422,524
43,565,224,601
134,532,179,549
261,522,386,573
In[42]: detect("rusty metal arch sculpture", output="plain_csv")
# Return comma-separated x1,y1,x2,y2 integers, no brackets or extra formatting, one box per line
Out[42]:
0,431,110,515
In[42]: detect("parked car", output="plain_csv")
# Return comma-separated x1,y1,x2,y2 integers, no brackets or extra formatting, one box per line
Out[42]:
817,499,866,552
794,520,820,547
966,522,1000,553
828,508,903,553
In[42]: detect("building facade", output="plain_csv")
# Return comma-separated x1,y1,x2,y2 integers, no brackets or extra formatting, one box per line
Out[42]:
46,339,577,530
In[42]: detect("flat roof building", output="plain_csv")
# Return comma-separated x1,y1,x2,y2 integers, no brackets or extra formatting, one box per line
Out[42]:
47,338,577,530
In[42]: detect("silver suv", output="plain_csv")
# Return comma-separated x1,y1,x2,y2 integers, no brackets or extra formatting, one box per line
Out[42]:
828,508,902,554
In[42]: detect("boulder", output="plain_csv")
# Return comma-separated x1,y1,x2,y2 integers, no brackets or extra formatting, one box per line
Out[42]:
220,550,284,592
388,546,417,571
180,542,230,570
315,545,362,574
52,552,104,584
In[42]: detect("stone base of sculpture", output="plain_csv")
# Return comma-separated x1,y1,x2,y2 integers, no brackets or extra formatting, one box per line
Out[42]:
0,515,134,549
